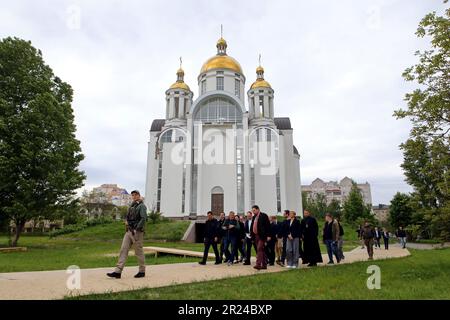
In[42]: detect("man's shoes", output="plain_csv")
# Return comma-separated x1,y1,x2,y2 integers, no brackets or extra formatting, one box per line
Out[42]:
261,266,267,269
134,272,145,278
198,261,206,265
253,265,262,270
107,272,121,279
227,261,233,266
214,261,222,265
327,261,334,265
243,261,250,265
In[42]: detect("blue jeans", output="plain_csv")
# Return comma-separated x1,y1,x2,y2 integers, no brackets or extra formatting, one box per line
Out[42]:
325,240,340,263
399,237,406,248
223,235,237,262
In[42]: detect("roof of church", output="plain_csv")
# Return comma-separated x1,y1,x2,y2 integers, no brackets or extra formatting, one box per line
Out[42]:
150,117,292,132
293,145,299,155
274,117,292,130
150,119,166,132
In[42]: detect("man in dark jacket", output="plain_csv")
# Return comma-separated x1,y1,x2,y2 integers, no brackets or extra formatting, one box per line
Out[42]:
265,216,279,266
323,213,340,264
234,215,246,263
199,211,221,265
382,228,390,250
396,226,407,249
279,210,290,266
222,211,240,266
251,205,271,270
286,211,302,268
107,190,147,279
217,212,226,261
243,211,254,265
374,226,382,249
300,210,323,267
361,221,375,260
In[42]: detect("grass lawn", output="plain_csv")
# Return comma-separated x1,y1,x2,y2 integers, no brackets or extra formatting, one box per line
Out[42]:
0,220,200,273
70,248,450,300
0,220,367,273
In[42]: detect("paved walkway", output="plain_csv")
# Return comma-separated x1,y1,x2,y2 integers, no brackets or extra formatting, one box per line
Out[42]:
405,242,450,250
0,245,410,300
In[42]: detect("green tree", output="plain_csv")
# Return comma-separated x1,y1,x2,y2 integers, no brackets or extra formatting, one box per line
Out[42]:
394,4,450,240
342,182,372,225
303,192,327,218
389,192,413,229
0,37,85,246
327,199,342,220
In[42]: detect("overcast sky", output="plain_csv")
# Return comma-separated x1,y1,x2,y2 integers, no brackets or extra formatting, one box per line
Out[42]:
1,0,447,204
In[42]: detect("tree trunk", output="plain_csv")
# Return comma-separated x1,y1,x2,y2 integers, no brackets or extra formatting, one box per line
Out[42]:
11,221,25,247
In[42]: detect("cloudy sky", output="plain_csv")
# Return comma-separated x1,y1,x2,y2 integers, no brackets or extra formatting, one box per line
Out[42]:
1,0,447,204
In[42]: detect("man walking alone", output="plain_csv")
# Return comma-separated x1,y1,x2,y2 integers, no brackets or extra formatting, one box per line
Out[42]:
107,190,147,279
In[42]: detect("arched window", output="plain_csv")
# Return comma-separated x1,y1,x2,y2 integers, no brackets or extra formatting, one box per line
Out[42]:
194,97,242,123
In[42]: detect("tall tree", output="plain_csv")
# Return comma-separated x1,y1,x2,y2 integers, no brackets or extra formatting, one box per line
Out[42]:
389,192,413,228
394,4,450,240
0,37,85,246
342,182,372,224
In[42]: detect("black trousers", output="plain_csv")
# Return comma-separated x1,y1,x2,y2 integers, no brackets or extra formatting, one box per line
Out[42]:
234,238,245,261
266,240,276,264
202,238,220,263
281,237,287,263
383,237,389,250
244,237,256,263
219,237,225,261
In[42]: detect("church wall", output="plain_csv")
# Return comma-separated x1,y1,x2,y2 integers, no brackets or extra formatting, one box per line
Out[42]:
198,163,237,214
254,163,278,214
160,142,184,217
144,134,159,212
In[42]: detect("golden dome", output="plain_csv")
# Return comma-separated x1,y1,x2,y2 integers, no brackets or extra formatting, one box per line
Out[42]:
200,55,243,74
169,81,190,91
250,79,271,89
217,37,227,47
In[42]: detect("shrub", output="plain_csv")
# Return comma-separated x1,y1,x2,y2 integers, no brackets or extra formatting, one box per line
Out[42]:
49,216,113,238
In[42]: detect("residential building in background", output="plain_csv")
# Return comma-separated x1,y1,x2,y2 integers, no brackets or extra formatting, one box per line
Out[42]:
90,184,133,207
302,177,372,205
372,204,390,222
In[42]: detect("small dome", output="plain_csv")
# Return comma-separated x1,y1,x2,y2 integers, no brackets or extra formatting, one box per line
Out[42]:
217,37,227,48
250,79,271,89
169,67,190,91
250,65,271,89
169,81,190,91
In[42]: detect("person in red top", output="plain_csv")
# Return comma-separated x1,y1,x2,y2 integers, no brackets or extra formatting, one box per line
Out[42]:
250,205,271,270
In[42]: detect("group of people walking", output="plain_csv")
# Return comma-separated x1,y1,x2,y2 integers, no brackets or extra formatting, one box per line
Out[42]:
106,191,406,279
199,206,336,269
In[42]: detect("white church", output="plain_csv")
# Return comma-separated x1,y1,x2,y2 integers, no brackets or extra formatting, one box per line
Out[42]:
145,36,302,218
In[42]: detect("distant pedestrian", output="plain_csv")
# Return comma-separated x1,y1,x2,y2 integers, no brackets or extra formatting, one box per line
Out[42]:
218,212,226,262
396,226,407,249
361,221,375,260
279,210,290,266
323,213,340,264
300,210,323,267
374,227,382,249
223,211,240,266
356,225,364,249
243,211,255,265
266,216,278,266
336,217,345,260
234,215,245,263
286,211,301,268
382,228,390,250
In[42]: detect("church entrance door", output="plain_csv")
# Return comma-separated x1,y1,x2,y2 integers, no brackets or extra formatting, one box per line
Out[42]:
211,186,224,215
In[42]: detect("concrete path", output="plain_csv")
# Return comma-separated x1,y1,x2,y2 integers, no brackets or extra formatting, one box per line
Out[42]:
0,244,410,300
405,242,450,250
